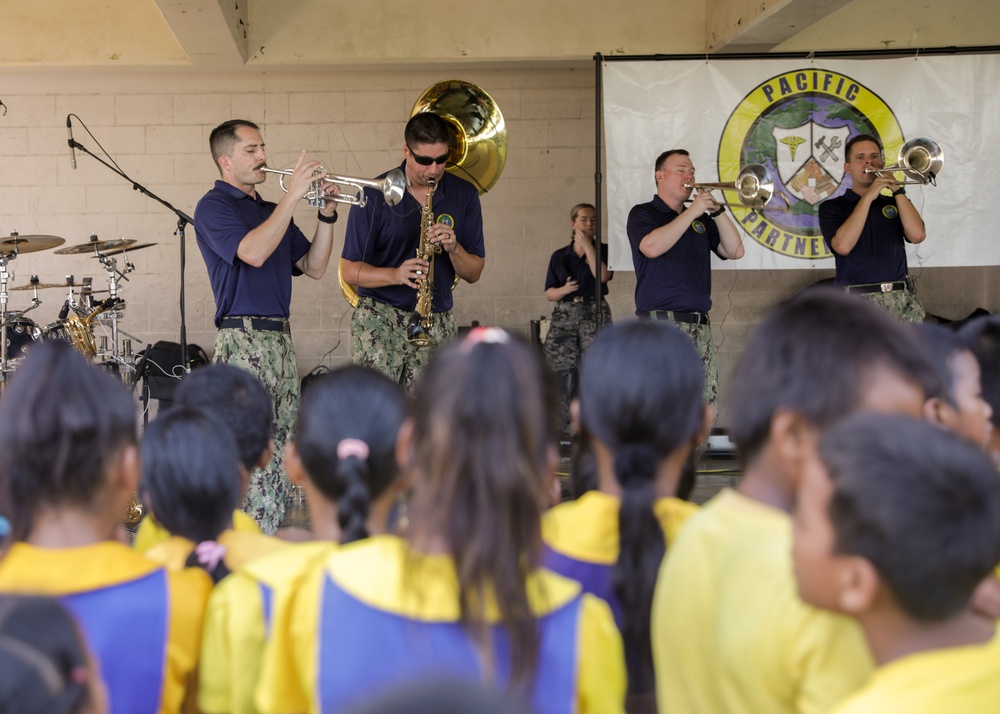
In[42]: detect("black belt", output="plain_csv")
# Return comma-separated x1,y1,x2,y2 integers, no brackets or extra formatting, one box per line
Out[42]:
845,279,912,295
644,310,710,326
219,316,291,334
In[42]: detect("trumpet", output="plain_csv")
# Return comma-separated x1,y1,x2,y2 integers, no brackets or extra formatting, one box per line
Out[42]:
260,166,406,209
685,163,790,212
864,137,943,186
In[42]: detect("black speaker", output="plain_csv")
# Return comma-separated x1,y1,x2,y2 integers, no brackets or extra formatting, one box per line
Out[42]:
135,341,209,403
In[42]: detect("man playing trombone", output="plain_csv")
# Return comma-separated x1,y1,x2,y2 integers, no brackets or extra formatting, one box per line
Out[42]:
193,119,340,534
819,134,927,322
627,149,745,409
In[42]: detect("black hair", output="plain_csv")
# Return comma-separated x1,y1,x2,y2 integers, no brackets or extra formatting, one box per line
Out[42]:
404,113,453,148
844,134,883,160
209,119,260,168
577,319,704,695
296,365,406,544
728,289,940,465
913,322,967,407
654,149,689,172
408,330,555,690
0,341,138,541
0,595,94,714
173,363,273,470
959,316,1000,427
820,413,1000,621
140,406,242,582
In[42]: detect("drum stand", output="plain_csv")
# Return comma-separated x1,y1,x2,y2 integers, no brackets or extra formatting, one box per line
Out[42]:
95,252,135,379
0,252,16,389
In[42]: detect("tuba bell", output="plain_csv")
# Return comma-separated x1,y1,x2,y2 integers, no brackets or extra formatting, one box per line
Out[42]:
339,80,508,308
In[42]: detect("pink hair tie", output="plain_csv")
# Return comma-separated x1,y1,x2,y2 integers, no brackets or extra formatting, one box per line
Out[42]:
337,438,370,462
461,326,510,352
194,540,227,571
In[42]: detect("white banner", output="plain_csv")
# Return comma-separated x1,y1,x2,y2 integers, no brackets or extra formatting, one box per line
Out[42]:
603,55,1000,270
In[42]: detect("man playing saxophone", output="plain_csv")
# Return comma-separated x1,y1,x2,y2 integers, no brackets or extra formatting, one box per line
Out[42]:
342,113,485,389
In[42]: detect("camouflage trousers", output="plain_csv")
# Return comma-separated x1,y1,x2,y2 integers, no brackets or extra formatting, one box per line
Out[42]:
648,314,719,410
851,286,926,324
352,297,457,391
543,299,613,441
214,322,300,535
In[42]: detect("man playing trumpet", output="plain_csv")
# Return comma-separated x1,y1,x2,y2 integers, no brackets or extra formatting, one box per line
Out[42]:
627,149,745,409
194,119,339,534
819,134,927,322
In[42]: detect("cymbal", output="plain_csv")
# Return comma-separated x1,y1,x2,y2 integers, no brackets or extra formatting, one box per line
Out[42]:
99,242,157,257
53,239,136,256
10,281,79,291
0,234,66,254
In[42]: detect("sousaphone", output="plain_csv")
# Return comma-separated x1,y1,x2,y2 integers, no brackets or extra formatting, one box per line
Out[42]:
339,80,508,307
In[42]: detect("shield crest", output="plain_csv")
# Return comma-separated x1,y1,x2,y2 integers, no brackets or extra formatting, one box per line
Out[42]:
772,123,850,206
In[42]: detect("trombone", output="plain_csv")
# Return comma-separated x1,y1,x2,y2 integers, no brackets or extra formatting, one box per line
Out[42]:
685,163,790,212
260,166,406,209
864,137,943,186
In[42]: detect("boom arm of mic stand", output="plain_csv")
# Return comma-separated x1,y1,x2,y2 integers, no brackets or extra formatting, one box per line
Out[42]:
69,138,193,375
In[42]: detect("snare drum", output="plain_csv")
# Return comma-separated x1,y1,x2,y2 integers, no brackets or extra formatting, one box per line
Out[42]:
1,317,40,365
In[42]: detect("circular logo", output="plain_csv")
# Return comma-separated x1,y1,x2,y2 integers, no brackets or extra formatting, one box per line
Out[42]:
436,214,455,229
692,220,707,234
882,205,898,219
718,69,905,259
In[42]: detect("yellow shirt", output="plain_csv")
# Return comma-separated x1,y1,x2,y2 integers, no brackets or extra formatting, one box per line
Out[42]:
133,508,262,554
831,632,1000,714
257,535,626,714
652,489,873,714
199,541,336,714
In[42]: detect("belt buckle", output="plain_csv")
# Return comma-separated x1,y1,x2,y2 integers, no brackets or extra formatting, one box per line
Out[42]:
880,282,894,293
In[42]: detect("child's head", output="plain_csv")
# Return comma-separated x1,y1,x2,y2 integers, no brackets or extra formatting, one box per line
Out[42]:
288,364,407,543
173,363,274,472
0,595,104,714
794,413,1000,623
728,290,939,468
0,341,138,541
140,406,242,580
405,327,556,688
959,315,1000,458
914,323,993,448
576,319,707,692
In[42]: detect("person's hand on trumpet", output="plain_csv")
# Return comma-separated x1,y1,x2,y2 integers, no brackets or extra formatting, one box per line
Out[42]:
864,174,903,201
688,187,721,216
278,150,328,202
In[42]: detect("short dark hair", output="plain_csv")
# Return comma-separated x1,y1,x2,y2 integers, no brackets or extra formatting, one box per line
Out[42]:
654,149,689,172
959,316,1000,427
209,119,260,169
0,595,94,714
728,289,940,463
295,365,406,544
844,134,883,160
820,413,1000,621
173,364,273,470
913,323,968,407
404,113,453,148
0,341,138,540
140,406,242,580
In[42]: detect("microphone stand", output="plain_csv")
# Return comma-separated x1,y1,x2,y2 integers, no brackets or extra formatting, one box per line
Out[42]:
68,136,192,375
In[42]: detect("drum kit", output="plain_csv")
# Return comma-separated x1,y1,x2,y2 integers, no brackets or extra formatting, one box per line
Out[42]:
0,230,156,389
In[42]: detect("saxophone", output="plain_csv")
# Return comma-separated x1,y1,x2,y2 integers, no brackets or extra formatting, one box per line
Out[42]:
406,178,440,347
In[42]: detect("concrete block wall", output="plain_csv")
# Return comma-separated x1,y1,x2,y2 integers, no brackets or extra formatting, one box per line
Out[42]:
0,66,995,427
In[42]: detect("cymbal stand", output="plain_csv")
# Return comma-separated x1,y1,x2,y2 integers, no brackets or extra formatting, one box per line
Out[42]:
0,250,16,388
95,250,134,376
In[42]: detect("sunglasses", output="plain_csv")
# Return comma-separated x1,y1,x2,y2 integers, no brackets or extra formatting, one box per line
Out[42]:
408,146,450,166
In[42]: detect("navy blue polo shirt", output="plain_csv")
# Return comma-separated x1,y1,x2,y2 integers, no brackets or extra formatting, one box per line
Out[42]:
194,180,311,327
626,195,724,315
342,163,484,313
544,242,610,300
818,191,909,287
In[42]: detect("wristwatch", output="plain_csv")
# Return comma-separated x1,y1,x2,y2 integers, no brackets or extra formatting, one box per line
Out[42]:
891,187,906,197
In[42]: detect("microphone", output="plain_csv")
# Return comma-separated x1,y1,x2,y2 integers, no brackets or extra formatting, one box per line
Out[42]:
66,115,77,170
58,299,70,321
